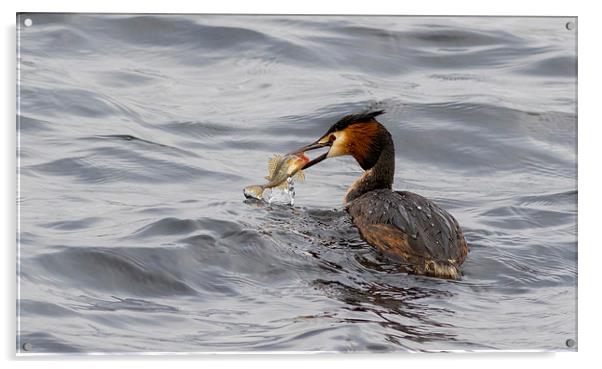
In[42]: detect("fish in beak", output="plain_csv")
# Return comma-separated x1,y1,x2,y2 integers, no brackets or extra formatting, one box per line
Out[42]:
287,139,333,170
243,153,309,200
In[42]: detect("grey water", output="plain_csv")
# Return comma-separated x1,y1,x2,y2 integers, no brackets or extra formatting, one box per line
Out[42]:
16,14,577,353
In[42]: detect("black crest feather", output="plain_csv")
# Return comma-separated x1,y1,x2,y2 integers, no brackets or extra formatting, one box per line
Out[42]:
326,110,385,134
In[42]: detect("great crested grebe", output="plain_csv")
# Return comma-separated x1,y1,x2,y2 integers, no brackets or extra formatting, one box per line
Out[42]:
290,110,468,279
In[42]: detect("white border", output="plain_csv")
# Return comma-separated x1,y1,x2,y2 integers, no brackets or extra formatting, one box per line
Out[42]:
3,1,600,368
4,0,584,15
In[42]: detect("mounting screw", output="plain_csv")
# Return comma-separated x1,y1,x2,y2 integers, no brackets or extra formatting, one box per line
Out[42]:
565,21,575,31
23,18,33,27
566,338,576,348
22,342,32,351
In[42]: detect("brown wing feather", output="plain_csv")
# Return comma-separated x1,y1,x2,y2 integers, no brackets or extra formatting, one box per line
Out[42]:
348,189,468,279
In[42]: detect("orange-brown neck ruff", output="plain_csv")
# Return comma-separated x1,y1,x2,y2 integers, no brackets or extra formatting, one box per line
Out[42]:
344,123,395,203
327,120,388,170
344,121,382,170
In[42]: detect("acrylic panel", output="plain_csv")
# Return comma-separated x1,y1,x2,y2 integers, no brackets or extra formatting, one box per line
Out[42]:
16,13,577,354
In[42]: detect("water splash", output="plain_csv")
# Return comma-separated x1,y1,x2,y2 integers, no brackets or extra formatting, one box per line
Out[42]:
262,177,296,206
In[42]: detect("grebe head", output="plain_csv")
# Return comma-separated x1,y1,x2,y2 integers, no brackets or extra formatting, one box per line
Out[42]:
290,110,390,171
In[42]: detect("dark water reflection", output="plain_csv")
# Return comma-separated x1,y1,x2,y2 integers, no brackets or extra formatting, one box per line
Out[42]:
17,14,576,353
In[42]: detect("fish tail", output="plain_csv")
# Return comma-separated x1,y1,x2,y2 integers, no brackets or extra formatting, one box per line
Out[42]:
243,185,265,199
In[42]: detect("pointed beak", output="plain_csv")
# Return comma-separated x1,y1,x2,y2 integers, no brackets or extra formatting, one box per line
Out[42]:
287,140,331,170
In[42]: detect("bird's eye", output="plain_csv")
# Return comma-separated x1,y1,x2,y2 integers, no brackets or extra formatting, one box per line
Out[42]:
328,135,336,142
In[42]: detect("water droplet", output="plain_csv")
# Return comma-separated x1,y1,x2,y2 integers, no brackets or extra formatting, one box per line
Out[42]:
417,205,422,210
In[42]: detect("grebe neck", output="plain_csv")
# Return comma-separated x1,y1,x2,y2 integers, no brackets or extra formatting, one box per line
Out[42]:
344,136,395,204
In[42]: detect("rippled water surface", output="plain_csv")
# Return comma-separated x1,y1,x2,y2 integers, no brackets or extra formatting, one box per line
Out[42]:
17,14,577,353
